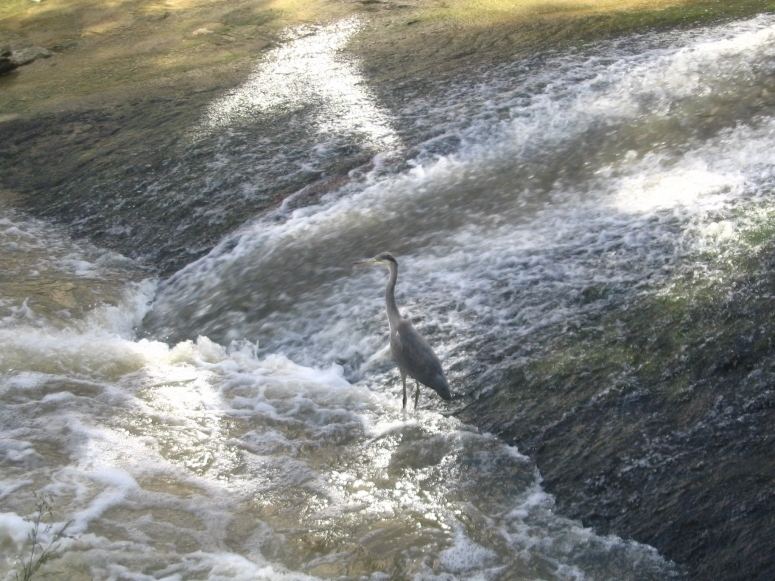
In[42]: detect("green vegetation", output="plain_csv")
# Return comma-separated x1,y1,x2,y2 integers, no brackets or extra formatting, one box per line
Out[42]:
13,494,71,581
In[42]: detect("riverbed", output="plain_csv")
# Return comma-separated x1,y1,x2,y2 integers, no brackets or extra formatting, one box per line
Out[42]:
1,7,775,581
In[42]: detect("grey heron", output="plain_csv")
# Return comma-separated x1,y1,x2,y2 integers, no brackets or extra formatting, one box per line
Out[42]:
356,252,452,409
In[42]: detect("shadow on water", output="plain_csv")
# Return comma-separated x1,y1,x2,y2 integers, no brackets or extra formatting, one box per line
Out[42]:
0,16,402,276
0,94,379,276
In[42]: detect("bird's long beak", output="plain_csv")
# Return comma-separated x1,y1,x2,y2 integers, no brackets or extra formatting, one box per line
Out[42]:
353,258,376,269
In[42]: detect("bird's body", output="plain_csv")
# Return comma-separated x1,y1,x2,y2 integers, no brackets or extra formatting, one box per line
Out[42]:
391,318,451,407
357,252,451,408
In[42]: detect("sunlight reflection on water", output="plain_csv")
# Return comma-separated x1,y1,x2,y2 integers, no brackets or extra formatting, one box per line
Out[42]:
197,17,400,150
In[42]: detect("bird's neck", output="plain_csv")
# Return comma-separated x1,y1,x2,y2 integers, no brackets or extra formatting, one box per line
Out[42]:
385,262,402,331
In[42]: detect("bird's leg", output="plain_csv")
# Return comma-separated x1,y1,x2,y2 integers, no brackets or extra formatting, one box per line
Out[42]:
414,381,420,410
401,371,407,410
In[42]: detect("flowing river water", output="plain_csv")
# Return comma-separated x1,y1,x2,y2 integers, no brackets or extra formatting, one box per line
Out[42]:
2,12,775,581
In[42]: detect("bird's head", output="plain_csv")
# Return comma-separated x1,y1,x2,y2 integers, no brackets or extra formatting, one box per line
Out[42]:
353,252,397,270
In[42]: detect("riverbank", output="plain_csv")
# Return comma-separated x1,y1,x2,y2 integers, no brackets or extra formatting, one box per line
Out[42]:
1,1,774,115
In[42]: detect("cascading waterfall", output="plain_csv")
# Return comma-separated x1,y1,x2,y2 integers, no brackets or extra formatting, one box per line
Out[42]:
2,13,774,581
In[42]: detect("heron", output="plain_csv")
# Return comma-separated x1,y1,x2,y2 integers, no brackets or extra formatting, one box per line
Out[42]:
356,252,452,409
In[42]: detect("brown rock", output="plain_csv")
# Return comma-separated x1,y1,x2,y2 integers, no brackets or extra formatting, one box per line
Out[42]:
0,45,52,75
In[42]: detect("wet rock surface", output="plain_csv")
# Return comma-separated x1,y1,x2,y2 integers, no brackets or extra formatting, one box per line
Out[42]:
460,252,775,580
2,4,775,579
0,96,373,275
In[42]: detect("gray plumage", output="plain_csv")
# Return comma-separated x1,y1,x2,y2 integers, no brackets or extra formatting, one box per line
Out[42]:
357,252,451,409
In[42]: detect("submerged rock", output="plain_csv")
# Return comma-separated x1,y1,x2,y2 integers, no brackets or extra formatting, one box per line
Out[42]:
0,48,12,75
460,255,775,580
0,45,51,75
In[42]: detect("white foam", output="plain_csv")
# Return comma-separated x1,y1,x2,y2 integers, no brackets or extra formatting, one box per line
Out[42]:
0,323,674,580
0,279,160,378
0,439,40,466
0,208,148,331
159,551,319,581
0,480,31,502
149,14,775,368
0,512,32,550
67,468,140,534
608,119,773,217
218,105,774,369
439,526,498,573
0,279,673,577
6,13,774,581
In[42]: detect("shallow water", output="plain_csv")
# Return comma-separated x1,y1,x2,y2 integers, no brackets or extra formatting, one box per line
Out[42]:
2,13,775,581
